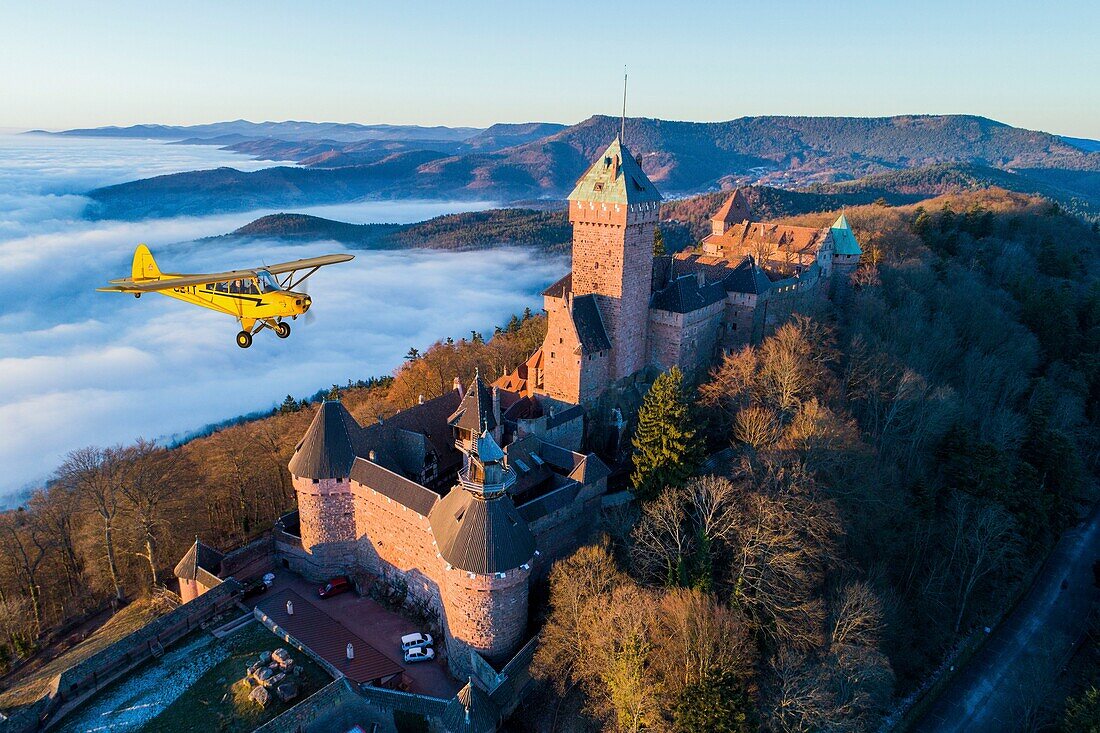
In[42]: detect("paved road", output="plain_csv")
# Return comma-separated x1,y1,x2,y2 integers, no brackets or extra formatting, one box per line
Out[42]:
912,504,1100,732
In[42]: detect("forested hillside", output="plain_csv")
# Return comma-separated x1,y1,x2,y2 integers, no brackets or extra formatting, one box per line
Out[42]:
525,190,1100,731
225,208,573,252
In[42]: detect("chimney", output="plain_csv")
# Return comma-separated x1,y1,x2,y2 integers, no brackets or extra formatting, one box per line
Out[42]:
611,154,620,180
695,270,705,287
492,386,501,426
368,449,376,462
453,376,464,399
418,394,425,405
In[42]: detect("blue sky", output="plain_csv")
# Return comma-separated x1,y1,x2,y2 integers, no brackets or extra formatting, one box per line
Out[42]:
2,0,1098,137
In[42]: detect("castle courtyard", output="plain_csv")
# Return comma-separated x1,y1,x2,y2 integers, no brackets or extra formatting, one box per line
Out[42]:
248,573,461,699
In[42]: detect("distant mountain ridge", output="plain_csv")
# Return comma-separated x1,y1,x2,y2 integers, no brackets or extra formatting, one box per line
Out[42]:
31,119,483,143
82,114,1100,221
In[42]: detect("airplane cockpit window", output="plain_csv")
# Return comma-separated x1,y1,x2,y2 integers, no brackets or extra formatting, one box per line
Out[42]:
215,281,229,293
256,270,280,293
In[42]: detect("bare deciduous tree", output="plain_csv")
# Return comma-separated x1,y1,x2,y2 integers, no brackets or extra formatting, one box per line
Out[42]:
57,446,127,603
118,439,190,589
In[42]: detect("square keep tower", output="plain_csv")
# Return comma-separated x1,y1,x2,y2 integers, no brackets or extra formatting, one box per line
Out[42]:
567,138,661,382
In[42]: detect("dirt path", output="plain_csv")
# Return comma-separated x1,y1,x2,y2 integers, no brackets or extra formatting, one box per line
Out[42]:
912,504,1100,733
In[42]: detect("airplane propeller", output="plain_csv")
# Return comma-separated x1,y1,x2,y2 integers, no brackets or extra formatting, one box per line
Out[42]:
300,277,316,325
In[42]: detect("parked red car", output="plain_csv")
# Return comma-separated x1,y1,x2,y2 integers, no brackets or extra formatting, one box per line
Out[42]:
318,576,352,599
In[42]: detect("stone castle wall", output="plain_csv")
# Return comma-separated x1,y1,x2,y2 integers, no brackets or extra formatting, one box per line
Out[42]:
526,484,606,574
540,294,584,403
647,300,724,381
350,483,444,614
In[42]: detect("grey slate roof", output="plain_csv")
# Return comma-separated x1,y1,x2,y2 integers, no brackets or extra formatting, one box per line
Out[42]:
517,481,581,523
650,274,727,314
381,389,463,469
545,403,584,430
173,538,224,581
350,458,440,516
543,273,571,298
288,400,364,480
428,488,535,575
572,294,611,352
723,256,773,295
449,375,497,433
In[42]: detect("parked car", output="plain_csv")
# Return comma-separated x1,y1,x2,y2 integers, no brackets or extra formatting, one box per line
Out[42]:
242,578,268,599
400,632,433,650
318,576,351,599
404,646,435,664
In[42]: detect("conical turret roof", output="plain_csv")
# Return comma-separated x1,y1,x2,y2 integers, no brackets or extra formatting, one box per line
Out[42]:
288,400,363,479
568,137,661,205
428,482,535,575
173,538,224,581
441,678,500,733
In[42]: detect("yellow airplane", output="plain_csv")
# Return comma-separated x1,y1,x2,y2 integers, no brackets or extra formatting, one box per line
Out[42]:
98,245,354,348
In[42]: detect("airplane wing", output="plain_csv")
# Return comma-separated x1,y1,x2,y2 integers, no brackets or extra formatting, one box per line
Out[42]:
264,254,355,275
97,268,261,293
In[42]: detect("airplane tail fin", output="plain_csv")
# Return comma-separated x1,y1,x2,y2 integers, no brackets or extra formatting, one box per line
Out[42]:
131,244,161,281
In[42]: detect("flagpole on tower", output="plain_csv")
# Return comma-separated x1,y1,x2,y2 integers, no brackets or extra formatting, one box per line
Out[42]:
621,66,628,143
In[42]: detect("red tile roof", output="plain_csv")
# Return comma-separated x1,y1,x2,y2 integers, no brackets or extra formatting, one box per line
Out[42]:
255,589,404,685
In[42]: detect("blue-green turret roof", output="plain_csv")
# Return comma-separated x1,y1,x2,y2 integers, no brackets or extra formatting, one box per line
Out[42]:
831,214,862,256
568,137,661,205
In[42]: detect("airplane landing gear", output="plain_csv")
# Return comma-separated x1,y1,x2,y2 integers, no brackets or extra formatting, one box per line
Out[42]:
134,293,141,298
236,330,253,349
275,321,291,339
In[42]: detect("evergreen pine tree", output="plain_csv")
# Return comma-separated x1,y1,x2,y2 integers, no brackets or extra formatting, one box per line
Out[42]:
630,367,701,501
673,671,755,733
653,226,666,257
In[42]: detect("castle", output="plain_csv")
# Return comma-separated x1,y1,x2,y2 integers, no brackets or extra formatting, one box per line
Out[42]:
497,144,861,403
177,137,861,681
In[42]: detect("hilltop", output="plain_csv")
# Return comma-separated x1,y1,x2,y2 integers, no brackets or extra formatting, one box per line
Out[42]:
83,114,1100,221
221,208,573,252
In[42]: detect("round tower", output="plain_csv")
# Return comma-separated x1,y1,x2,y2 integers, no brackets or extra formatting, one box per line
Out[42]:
287,400,361,577
433,384,535,663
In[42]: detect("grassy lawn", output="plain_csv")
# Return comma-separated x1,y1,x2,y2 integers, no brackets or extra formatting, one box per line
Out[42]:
139,622,331,733
0,595,178,710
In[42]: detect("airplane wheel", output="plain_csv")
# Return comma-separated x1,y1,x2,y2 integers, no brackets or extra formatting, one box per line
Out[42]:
236,330,253,349
275,322,291,339
134,293,141,299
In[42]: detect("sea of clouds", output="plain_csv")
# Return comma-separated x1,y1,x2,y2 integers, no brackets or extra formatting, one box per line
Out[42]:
0,134,565,505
